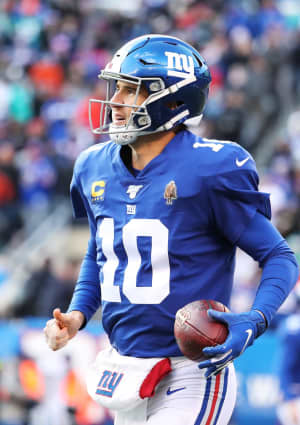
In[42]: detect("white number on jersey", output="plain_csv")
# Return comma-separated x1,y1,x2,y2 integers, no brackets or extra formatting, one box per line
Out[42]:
193,138,236,152
98,218,121,302
98,218,170,304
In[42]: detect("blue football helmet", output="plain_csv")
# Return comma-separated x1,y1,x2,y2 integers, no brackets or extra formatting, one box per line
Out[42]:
89,34,211,145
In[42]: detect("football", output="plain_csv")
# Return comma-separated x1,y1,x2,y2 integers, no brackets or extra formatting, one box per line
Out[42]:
174,299,229,361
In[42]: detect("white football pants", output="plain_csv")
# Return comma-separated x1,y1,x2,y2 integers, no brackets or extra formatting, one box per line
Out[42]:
115,357,237,425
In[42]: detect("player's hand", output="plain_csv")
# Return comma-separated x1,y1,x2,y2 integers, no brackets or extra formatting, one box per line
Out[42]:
44,308,84,351
198,310,267,378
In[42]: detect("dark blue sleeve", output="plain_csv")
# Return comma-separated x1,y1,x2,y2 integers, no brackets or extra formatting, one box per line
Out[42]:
68,157,101,326
67,219,101,326
237,211,299,326
207,169,271,244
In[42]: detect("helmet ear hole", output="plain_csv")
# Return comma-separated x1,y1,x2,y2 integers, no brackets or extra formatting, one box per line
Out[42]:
166,100,184,111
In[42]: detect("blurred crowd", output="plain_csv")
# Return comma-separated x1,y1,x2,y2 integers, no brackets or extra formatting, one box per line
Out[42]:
0,0,299,313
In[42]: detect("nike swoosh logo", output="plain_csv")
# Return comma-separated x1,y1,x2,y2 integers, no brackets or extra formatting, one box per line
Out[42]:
236,157,250,167
166,386,186,396
241,329,253,354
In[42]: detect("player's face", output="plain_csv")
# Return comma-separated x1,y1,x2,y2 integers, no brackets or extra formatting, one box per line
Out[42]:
110,81,148,127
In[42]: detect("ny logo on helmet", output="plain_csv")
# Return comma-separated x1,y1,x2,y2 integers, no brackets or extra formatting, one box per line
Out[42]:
165,52,194,79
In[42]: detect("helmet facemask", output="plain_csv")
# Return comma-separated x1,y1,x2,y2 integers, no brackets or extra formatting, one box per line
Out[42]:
89,71,165,145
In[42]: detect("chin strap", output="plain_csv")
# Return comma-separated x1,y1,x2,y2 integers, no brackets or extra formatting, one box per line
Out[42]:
110,125,139,145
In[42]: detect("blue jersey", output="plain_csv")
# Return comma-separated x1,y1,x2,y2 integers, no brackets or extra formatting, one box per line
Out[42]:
70,130,271,357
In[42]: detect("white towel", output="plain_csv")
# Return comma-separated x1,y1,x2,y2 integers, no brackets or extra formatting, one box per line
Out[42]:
86,346,171,412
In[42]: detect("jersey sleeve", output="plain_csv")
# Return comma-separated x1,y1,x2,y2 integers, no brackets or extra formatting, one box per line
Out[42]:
206,167,271,244
67,225,101,326
70,171,88,218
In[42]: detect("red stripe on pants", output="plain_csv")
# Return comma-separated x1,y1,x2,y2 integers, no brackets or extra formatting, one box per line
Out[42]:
205,373,221,425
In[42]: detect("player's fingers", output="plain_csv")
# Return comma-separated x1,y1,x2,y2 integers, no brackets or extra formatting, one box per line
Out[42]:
205,360,232,379
43,318,59,337
44,318,68,344
203,344,230,357
47,333,69,351
53,307,64,322
207,309,230,324
198,359,211,369
53,308,69,329
205,367,219,379
198,349,232,369
210,350,233,364
45,327,69,351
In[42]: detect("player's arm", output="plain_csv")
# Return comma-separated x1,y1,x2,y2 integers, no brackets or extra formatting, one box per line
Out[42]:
67,229,101,326
238,212,298,325
198,211,299,377
66,167,101,326
45,167,101,350
198,153,299,377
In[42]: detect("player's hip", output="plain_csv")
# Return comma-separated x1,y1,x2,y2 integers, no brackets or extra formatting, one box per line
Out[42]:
147,357,236,424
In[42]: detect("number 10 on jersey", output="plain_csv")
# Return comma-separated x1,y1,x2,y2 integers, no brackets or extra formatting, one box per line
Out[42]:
98,218,170,304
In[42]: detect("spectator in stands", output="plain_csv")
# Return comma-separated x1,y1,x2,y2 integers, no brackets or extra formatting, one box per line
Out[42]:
14,257,79,318
0,141,23,248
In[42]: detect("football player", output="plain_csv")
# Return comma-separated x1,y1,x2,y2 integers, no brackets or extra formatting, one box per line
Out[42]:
44,34,299,425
